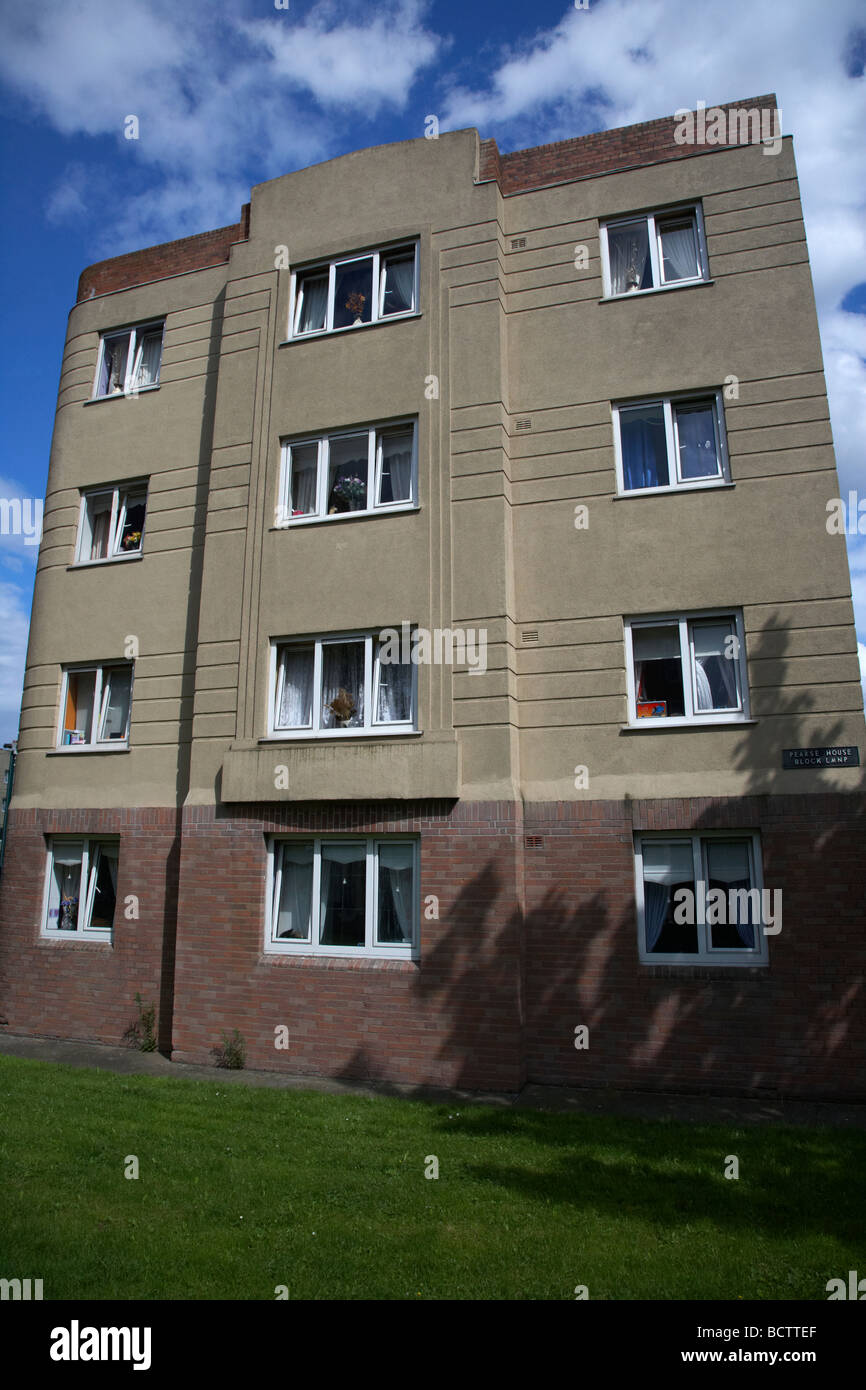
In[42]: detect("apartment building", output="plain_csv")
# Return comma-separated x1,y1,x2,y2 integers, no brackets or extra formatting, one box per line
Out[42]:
1,95,863,1098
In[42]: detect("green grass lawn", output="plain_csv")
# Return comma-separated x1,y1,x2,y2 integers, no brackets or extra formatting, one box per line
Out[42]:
1,1055,864,1300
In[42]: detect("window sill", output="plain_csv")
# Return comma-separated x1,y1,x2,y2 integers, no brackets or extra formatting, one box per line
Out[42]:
639,960,768,976
40,933,113,946
613,482,735,500
260,730,422,744
84,385,160,405
621,719,756,733
48,746,130,755
280,311,422,346
261,951,419,970
599,279,714,303
271,504,420,530
68,554,144,570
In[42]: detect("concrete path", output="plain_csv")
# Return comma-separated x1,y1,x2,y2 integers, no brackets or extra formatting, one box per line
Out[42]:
1,1031,863,1128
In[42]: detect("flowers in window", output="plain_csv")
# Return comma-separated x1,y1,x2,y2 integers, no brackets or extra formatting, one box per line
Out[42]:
327,687,357,724
345,291,366,323
330,475,366,507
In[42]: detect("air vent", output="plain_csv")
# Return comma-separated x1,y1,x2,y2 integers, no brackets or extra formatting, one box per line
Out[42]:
524,835,544,850
515,418,532,431
522,630,539,644
511,237,527,250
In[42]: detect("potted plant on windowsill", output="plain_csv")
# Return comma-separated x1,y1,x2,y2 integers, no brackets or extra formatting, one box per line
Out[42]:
328,476,365,513
326,688,357,727
345,291,366,325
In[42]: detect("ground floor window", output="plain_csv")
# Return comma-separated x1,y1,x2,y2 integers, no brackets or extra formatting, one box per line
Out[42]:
42,838,119,940
266,837,418,958
635,832,769,966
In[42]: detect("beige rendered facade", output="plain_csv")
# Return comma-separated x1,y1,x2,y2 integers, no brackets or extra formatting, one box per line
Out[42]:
2,97,864,1097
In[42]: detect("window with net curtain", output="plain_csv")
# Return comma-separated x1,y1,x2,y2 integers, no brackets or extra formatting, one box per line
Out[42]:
285,424,414,521
45,839,118,935
96,324,163,396
605,210,703,296
293,245,416,336
631,617,741,721
274,634,414,734
270,838,416,953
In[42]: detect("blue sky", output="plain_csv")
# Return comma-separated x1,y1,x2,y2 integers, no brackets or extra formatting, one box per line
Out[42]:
0,0,864,742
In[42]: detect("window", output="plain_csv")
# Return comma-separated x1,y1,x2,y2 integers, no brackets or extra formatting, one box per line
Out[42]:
75,483,148,562
266,837,418,958
279,422,416,523
42,838,119,939
625,612,748,726
93,322,163,397
635,833,768,965
270,632,415,738
613,392,728,493
601,207,707,297
290,244,418,337
58,664,133,748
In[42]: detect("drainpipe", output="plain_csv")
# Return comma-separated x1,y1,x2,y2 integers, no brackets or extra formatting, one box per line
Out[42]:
0,745,17,876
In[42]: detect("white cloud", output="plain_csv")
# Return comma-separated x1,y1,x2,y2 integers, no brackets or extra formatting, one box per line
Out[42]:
0,0,442,250
0,580,33,745
441,0,866,635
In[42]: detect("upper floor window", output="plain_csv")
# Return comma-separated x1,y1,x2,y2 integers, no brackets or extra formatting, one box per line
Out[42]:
93,322,164,397
290,243,418,338
601,207,708,298
42,837,119,940
58,663,133,749
266,836,418,959
635,833,768,966
269,631,416,738
75,482,148,563
625,611,748,726
279,421,416,524
613,392,728,494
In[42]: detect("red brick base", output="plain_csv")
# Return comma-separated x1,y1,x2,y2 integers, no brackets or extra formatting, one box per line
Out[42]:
1,795,863,1099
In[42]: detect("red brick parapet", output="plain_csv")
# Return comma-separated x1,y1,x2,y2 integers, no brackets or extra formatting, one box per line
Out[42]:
76,202,250,303
479,94,781,194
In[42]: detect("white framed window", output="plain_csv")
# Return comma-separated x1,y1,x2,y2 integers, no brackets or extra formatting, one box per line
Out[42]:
42,837,119,940
600,206,708,298
635,832,769,966
279,421,416,524
269,631,416,739
57,663,133,749
612,391,729,494
74,482,148,563
289,243,418,338
266,836,419,958
93,322,164,397
625,611,748,726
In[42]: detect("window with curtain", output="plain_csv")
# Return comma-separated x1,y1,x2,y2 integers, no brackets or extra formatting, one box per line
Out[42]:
267,837,418,957
615,394,726,493
290,244,418,338
272,841,314,940
603,207,706,297
636,834,766,964
628,613,747,726
44,838,120,938
76,482,149,563
279,422,415,524
271,633,415,738
94,323,163,397
59,664,133,748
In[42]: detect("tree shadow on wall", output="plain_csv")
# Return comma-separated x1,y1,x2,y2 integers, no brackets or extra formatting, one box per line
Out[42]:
335,616,865,1106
